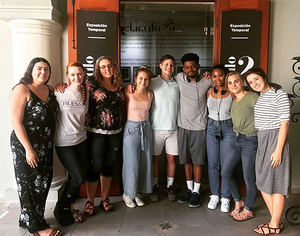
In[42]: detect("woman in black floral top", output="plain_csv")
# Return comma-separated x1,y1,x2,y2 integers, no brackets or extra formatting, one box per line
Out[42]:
9,58,61,236
84,56,125,215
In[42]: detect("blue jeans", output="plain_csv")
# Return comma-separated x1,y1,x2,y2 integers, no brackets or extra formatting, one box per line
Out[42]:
206,118,239,199
233,134,258,211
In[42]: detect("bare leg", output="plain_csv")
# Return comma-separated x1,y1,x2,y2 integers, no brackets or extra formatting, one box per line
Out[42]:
100,176,112,200
166,154,176,178
193,164,202,183
185,164,193,181
86,181,98,203
269,194,285,228
261,191,273,217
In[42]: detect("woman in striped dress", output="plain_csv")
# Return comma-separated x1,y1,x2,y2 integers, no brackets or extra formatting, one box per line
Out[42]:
245,68,290,235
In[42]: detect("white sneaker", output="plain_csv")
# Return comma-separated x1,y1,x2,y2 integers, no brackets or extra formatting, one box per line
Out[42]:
123,193,136,208
220,198,230,213
135,194,145,207
208,195,219,210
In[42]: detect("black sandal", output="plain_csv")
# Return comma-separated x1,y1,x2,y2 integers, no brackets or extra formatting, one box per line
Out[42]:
255,223,281,235
84,201,95,216
100,198,113,211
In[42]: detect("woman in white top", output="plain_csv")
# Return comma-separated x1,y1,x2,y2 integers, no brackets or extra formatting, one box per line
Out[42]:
245,68,290,235
54,62,89,226
206,65,238,213
122,66,154,208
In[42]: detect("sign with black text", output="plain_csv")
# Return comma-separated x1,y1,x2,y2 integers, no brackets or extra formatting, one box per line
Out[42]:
220,10,261,74
77,10,117,76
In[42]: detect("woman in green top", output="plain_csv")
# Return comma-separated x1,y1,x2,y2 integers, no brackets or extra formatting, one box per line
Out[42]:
225,72,259,221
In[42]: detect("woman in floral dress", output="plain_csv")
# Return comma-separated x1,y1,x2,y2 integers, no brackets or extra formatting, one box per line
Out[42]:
9,57,61,236
84,56,125,215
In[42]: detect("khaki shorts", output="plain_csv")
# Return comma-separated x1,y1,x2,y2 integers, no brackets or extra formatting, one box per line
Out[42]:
153,130,179,156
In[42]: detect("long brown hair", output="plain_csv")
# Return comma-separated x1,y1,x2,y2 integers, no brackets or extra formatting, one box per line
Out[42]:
94,56,123,91
66,61,87,105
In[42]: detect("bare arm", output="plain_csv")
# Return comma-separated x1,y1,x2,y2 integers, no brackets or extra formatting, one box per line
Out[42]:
270,120,289,167
9,85,38,168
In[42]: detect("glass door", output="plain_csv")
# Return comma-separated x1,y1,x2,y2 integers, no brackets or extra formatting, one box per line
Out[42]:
120,2,214,82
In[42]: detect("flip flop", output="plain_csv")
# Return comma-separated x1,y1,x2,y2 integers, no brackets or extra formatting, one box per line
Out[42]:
233,211,255,221
230,201,245,217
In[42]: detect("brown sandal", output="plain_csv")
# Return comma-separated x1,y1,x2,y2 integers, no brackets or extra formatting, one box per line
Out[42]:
230,201,245,217
100,198,113,211
71,209,84,223
233,211,255,221
84,201,95,216
255,224,281,235
256,223,284,230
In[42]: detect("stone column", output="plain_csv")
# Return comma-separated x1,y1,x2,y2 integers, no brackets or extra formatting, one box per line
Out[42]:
9,19,67,189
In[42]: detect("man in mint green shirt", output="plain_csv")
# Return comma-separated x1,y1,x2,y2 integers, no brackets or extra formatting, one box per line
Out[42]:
149,55,179,202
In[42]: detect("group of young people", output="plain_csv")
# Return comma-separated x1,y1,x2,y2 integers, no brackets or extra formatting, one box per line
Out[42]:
9,52,290,236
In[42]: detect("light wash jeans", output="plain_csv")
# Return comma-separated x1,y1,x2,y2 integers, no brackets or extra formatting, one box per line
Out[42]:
122,120,153,198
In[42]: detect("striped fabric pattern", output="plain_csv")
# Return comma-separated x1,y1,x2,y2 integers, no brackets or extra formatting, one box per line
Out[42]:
254,88,290,130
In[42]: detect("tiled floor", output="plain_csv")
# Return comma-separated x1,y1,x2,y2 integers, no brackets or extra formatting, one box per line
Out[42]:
0,191,299,236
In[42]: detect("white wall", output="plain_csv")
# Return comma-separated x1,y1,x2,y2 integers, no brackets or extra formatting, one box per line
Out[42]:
0,20,15,200
269,0,300,192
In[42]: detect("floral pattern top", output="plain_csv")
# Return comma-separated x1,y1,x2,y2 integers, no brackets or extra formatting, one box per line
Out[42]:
86,77,124,134
11,87,58,157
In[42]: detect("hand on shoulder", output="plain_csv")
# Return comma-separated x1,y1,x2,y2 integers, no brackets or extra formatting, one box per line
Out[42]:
54,82,68,93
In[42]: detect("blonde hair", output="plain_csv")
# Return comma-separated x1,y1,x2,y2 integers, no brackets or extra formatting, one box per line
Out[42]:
66,61,87,105
225,71,244,89
94,56,123,91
